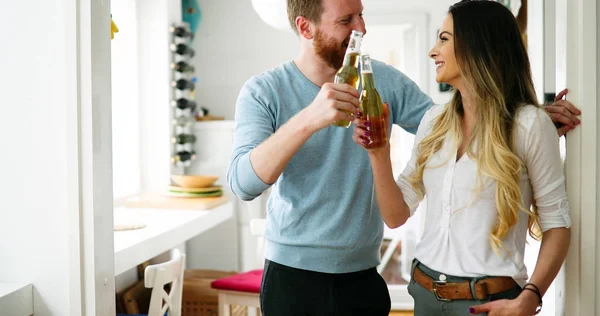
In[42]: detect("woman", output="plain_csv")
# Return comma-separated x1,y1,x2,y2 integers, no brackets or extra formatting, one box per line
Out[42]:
353,1,571,315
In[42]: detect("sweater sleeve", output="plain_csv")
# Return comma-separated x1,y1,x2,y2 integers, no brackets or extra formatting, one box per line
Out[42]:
385,65,434,135
226,77,274,201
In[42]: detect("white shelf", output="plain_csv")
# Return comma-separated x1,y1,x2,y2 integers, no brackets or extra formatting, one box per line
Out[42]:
114,201,234,275
193,120,235,130
0,283,33,316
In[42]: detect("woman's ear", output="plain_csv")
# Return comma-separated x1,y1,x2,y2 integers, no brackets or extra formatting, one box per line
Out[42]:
296,16,314,40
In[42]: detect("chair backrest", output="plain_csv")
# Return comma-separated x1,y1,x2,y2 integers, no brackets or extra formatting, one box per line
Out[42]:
249,218,266,268
144,249,186,316
249,218,266,236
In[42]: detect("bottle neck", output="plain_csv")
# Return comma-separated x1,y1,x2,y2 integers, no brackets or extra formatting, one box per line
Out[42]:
362,72,376,89
342,34,361,65
342,52,360,67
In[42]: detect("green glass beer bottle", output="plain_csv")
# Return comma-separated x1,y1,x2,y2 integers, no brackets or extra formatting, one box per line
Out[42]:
359,55,387,148
332,30,363,128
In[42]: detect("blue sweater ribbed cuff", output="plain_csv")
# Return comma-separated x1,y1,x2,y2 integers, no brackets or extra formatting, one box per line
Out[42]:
237,152,271,198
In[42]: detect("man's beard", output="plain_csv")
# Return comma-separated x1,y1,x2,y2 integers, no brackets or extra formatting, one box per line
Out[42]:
314,29,348,70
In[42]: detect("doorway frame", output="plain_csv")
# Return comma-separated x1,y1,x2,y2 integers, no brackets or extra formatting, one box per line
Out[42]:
564,0,598,314
69,0,116,314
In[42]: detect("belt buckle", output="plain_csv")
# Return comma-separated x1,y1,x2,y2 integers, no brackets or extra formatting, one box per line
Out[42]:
433,280,452,302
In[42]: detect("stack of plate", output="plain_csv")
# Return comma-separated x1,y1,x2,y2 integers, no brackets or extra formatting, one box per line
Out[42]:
167,175,223,198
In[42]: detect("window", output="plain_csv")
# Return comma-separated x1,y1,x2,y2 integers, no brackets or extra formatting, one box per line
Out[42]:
111,0,141,198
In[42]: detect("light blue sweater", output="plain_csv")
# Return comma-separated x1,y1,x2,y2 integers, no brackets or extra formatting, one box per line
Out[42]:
227,61,432,273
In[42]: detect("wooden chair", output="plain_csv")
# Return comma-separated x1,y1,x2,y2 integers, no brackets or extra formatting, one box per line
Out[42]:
211,218,265,316
145,248,186,316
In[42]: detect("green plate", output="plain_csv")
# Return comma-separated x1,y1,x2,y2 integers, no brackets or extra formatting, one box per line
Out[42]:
168,185,222,193
166,190,223,198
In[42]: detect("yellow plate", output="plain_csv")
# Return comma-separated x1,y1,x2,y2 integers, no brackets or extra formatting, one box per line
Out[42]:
171,175,218,188
168,185,222,193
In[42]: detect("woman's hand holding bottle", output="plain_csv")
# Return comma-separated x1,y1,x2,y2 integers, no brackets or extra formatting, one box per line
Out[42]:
353,102,391,158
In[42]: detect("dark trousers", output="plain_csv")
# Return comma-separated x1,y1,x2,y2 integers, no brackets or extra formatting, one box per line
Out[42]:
260,259,391,316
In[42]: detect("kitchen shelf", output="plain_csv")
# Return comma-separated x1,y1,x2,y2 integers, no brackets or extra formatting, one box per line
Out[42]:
114,199,233,275
193,120,235,130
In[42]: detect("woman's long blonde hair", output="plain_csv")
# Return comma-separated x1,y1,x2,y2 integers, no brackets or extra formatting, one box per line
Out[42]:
410,0,542,253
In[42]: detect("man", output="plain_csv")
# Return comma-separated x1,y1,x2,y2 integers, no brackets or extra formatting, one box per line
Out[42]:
227,0,581,315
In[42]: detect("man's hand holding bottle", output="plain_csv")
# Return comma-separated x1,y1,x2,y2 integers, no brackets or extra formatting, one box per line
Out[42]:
299,83,361,133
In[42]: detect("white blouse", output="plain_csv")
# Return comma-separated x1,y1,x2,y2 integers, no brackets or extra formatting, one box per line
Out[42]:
397,104,571,285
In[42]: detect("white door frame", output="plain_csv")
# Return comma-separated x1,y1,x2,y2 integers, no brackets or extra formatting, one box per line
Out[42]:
564,0,598,315
73,0,186,314
541,1,567,314
69,0,116,314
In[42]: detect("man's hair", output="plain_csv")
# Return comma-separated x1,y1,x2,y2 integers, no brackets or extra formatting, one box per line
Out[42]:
287,0,324,35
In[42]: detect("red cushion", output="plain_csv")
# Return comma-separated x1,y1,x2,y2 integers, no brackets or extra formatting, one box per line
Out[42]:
210,269,263,293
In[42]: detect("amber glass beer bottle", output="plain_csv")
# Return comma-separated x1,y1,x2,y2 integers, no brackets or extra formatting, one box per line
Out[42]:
359,55,387,148
332,30,363,128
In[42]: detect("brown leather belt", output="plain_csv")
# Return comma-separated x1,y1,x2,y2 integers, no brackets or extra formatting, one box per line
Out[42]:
413,266,518,301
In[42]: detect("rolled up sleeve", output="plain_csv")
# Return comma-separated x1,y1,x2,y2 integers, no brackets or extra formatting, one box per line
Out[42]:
520,108,571,231
227,77,274,201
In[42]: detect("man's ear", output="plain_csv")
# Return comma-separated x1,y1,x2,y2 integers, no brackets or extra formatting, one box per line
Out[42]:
296,16,314,40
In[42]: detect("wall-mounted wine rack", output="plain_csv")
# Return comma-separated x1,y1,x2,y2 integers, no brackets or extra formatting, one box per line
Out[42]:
169,22,197,173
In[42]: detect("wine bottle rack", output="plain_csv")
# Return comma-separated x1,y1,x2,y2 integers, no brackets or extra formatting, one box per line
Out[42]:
169,22,197,172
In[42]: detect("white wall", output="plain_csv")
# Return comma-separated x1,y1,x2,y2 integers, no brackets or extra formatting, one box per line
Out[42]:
187,122,261,272
192,0,299,119
0,1,80,314
187,122,240,271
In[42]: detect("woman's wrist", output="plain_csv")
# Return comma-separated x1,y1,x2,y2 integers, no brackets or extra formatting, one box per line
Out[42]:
367,145,390,160
517,286,542,314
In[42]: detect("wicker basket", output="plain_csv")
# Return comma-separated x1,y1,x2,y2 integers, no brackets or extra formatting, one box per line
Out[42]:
182,269,247,316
